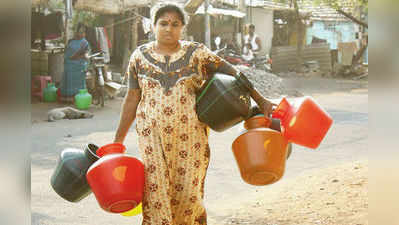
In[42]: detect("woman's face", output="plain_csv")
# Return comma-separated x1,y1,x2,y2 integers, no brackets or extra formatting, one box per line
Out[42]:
153,11,184,45
76,28,85,39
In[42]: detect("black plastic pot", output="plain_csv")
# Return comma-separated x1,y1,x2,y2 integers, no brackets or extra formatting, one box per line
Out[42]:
196,73,251,132
50,143,99,202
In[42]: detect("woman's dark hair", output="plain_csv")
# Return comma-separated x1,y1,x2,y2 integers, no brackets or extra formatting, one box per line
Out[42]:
151,2,186,25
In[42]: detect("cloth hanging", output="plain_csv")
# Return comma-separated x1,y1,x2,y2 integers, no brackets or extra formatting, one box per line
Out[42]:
95,27,111,63
337,42,357,66
103,28,112,49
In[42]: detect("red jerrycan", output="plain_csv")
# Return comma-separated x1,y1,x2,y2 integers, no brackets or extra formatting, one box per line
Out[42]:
232,115,290,186
86,143,145,213
272,97,333,149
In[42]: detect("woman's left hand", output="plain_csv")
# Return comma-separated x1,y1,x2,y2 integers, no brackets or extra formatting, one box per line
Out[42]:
260,98,276,118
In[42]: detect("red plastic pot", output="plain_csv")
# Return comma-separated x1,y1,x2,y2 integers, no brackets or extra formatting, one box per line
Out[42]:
272,97,333,149
86,153,145,213
96,143,126,157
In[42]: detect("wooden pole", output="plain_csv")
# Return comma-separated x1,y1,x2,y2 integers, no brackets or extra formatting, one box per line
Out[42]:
204,0,211,48
131,8,138,51
293,0,304,73
239,0,246,50
64,17,69,46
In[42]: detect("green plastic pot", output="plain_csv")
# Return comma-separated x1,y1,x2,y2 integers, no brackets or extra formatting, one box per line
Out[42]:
43,83,57,102
74,89,92,110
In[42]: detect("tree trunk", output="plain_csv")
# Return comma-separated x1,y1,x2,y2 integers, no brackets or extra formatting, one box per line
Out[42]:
336,9,368,28
351,43,368,69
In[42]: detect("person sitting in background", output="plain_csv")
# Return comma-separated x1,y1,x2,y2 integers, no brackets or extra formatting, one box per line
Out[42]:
242,42,255,62
59,23,90,102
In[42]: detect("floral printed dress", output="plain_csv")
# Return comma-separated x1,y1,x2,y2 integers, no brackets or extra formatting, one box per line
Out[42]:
127,40,235,225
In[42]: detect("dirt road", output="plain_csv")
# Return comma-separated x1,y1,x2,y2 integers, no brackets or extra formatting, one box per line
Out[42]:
31,77,368,225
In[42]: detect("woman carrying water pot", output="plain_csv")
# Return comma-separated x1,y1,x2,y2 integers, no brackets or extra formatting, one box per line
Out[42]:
114,2,274,224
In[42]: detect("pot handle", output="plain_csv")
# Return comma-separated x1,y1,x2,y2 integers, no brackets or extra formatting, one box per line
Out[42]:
264,116,272,128
247,105,277,119
246,106,281,132
264,115,282,132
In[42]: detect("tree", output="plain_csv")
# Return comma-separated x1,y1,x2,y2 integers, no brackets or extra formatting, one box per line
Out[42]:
314,0,368,28
315,0,368,67
277,0,368,72
273,0,368,27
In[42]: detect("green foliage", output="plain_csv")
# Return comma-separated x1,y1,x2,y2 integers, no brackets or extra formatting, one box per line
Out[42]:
71,10,103,31
47,0,65,12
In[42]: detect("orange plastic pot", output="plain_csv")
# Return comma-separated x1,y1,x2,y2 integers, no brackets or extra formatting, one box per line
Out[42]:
232,116,289,186
272,97,333,149
243,114,271,130
86,153,145,213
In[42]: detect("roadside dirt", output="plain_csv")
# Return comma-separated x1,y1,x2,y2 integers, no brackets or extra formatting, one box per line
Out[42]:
213,160,368,225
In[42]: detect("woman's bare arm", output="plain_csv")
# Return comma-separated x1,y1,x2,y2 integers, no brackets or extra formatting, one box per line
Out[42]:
114,89,141,143
70,41,89,60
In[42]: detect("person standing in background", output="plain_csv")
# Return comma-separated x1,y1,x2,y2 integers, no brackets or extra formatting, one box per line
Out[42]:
243,24,262,57
59,23,90,101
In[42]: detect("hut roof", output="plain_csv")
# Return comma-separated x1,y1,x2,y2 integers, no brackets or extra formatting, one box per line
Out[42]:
300,0,356,22
32,0,50,7
213,0,357,22
74,0,151,14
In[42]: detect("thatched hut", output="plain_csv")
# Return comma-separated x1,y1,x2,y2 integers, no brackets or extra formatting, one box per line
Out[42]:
32,0,50,7
74,0,151,15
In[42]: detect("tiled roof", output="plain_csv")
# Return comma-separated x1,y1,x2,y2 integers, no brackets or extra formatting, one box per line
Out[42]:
213,0,357,21
299,0,356,21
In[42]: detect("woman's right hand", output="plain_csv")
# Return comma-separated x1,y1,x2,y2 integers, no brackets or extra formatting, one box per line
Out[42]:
80,41,87,49
113,138,124,144
260,98,276,118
